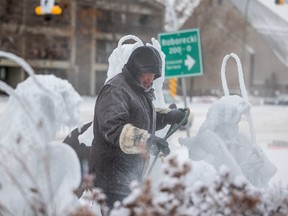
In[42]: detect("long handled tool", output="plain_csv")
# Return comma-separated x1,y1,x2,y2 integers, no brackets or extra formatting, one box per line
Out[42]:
146,108,190,175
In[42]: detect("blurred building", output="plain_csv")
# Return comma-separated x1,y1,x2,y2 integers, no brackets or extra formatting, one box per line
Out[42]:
1,0,287,98
0,0,164,95
182,0,288,97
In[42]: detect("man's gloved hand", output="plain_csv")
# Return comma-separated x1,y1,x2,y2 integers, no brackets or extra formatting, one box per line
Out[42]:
164,108,187,125
147,135,170,156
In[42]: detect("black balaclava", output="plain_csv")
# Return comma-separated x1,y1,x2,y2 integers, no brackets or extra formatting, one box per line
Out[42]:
124,46,162,83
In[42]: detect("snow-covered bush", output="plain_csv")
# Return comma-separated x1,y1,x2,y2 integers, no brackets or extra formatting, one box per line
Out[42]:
107,157,288,216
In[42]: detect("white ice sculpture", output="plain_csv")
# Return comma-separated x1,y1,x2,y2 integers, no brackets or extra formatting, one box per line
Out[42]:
181,53,277,188
0,51,82,215
105,35,144,84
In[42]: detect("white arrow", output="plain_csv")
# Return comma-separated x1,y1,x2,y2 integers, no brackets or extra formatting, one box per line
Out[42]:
184,54,195,71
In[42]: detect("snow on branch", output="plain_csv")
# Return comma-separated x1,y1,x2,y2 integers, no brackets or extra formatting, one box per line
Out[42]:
106,157,288,216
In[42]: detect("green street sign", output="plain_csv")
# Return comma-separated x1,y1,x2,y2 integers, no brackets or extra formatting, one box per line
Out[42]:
158,29,203,78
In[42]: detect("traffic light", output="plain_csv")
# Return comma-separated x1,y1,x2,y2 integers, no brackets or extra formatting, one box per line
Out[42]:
35,5,62,15
35,0,62,16
169,78,177,97
275,0,285,5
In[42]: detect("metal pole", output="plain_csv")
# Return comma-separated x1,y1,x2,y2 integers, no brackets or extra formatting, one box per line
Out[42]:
242,0,252,60
249,52,255,91
181,77,190,137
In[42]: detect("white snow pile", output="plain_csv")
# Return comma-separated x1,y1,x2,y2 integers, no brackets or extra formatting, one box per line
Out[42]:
0,51,83,215
180,53,277,188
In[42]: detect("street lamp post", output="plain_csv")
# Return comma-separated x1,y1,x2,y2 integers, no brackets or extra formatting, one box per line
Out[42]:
242,0,255,93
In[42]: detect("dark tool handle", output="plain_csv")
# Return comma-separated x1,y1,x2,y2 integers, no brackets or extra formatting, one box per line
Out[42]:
146,108,190,175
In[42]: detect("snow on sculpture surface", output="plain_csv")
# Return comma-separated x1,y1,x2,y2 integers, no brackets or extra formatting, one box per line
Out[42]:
180,53,277,188
0,51,82,215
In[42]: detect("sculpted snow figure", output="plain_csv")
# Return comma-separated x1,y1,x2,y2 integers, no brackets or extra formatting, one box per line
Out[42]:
181,53,277,188
0,59,82,216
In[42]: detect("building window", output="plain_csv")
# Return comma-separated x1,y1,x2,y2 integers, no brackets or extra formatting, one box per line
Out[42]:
0,67,7,80
36,68,68,80
25,34,70,60
96,9,125,32
96,39,117,63
139,14,149,25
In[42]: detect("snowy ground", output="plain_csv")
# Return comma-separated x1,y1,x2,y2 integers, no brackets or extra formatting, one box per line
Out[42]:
0,95,287,187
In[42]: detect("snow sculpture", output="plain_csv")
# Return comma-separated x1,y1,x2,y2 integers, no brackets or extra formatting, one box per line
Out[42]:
105,35,144,83
0,51,82,215
181,53,277,188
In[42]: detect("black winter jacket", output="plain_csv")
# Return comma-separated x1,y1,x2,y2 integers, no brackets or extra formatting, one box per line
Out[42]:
89,46,165,196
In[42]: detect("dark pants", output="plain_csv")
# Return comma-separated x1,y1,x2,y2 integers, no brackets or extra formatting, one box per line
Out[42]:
106,192,127,209
102,192,127,215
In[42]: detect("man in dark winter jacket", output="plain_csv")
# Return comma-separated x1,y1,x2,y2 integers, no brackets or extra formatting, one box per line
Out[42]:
89,46,186,210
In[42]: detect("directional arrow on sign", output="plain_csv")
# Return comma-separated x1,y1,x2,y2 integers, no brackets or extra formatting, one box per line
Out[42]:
159,29,203,78
184,54,195,70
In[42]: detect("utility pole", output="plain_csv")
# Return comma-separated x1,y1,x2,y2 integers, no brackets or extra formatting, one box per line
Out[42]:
164,0,190,137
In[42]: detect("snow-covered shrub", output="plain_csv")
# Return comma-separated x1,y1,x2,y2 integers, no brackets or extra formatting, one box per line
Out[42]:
108,157,288,216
